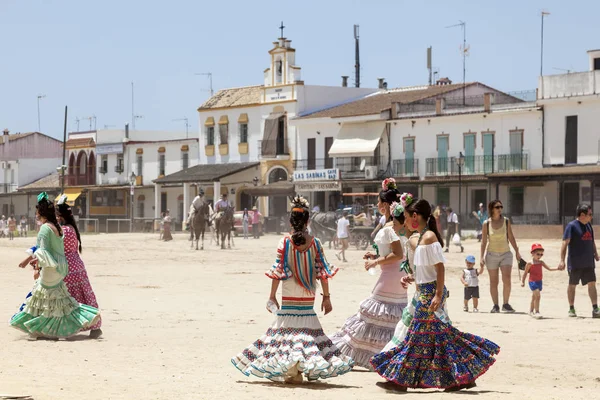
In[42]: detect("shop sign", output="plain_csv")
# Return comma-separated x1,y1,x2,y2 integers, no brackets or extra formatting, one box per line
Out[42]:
296,181,341,192
293,169,339,182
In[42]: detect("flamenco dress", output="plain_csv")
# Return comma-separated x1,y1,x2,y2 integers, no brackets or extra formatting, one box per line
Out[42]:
232,236,354,382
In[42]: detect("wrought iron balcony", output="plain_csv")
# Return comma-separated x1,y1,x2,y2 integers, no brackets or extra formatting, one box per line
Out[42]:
392,159,419,177
293,158,335,170
425,154,529,176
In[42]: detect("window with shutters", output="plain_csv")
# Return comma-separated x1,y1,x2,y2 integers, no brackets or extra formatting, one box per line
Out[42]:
565,116,578,164
205,126,215,146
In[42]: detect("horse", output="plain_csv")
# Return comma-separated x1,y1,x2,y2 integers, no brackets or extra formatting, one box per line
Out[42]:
215,206,235,249
310,211,338,249
191,200,210,250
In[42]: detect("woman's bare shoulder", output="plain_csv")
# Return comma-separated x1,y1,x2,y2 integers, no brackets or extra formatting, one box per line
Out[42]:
421,230,439,245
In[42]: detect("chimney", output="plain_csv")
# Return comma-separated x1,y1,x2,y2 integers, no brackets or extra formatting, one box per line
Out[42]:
378,78,385,89
390,103,398,119
484,93,495,112
125,123,129,139
341,76,348,87
436,98,446,115
2,129,8,136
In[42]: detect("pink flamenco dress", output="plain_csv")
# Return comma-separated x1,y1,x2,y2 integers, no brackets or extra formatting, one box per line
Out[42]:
62,225,102,331
231,236,354,382
330,225,408,369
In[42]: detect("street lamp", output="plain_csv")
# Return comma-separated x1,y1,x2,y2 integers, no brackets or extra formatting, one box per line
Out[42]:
37,94,46,132
456,152,465,231
129,172,136,233
252,176,259,208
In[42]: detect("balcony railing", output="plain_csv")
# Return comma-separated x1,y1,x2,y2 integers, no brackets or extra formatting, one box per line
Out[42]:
68,175,91,186
258,139,290,157
293,158,335,170
392,158,419,177
0,183,17,193
425,154,529,176
336,156,385,176
115,165,124,174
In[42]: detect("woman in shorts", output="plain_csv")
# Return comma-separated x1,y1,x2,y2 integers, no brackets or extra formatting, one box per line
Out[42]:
480,199,522,314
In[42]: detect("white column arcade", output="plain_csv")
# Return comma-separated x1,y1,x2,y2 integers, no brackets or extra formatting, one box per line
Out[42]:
213,181,221,206
183,182,190,217
154,183,161,219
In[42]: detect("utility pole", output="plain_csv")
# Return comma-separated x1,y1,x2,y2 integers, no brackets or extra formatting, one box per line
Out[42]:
37,94,46,132
540,11,550,76
195,73,214,97
61,106,68,193
354,25,360,88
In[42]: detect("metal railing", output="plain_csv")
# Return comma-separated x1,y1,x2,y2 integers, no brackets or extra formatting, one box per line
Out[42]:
78,218,99,233
392,159,419,177
258,138,290,157
293,158,335,170
509,214,561,225
425,154,529,176
335,156,385,174
0,183,17,193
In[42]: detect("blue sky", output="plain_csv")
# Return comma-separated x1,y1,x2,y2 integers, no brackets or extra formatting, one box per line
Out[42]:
2,0,599,139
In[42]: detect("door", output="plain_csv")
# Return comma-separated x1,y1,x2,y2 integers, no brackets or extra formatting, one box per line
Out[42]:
565,116,578,164
324,137,334,169
483,133,494,173
464,134,476,174
276,117,285,155
307,138,316,170
436,187,450,208
160,192,167,214
563,182,580,219
509,131,523,170
472,189,487,214
508,187,524,216
437,136,449,174
405,138,415,175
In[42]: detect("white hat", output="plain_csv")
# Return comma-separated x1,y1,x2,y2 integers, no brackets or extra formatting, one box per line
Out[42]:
479,203,483,207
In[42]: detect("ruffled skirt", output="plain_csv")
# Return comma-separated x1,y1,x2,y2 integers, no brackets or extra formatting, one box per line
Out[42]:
331,296,405,369
232,311,354,381
64,253,102,330
10,280,101,339
371,282,500,389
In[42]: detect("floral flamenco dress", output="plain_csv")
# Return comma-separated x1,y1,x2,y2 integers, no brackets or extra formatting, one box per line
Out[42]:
62,225,102,331
330,225,408,369
10,224,101,338
232,236,354,382
370,241,500,389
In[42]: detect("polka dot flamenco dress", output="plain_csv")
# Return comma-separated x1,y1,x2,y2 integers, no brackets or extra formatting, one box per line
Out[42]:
232,236,354,382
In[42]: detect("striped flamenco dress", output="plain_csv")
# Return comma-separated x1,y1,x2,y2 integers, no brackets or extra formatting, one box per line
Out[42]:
232,236,354,382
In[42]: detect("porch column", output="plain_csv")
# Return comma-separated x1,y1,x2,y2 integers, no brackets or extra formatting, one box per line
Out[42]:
590,179,595,209
183,182,190,215
213,181,221,205
154,183,161,219
558,180,564,229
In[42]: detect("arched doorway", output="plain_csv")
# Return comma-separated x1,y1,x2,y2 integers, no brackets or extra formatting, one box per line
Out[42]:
240,191,253,210
68,153,76,186
268,167,288,218
88,152,96,186
76,151,88,185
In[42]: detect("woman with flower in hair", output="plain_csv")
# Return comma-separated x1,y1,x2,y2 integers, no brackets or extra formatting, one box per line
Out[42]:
371,197,499,392
232,195,353,383
330,180,408,369
10,192,100,339
56,195,103,339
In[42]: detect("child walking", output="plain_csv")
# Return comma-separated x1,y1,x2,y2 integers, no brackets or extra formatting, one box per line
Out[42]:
461,255,483,312
521,243,557,319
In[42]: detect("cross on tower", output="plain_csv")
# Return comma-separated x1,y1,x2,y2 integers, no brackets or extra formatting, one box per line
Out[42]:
279,21,285,38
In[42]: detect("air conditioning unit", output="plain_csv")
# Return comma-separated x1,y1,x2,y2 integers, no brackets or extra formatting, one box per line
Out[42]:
364,166,378,180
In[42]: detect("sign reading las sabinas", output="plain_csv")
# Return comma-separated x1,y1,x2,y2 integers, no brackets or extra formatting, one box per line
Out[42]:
293,169,340,182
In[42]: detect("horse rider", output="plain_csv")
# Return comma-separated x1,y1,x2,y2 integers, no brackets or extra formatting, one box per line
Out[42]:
187,190,208,227
212,193,230,224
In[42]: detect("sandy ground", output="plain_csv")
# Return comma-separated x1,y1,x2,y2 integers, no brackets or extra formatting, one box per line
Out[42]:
1,231,599,400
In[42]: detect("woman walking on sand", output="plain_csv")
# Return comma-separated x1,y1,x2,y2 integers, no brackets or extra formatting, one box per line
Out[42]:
232,195,353,383
10,192,100,339
371,198,500,392
330,179,407,369
480,199,521,313
162,210,173,241
56,195,103,338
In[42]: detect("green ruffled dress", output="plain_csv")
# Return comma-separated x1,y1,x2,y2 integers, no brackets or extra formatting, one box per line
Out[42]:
10,224,101,338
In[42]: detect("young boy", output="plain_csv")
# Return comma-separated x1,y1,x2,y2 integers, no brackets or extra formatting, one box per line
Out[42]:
336,211,350,262
461,255,483,312
521,243,557,319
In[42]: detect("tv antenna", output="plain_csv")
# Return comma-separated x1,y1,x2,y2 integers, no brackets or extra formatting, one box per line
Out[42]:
446,20,468,105
74,117,81,132
83,115,97,130
172,117,190,139
553,67,572,74
195,72,214,97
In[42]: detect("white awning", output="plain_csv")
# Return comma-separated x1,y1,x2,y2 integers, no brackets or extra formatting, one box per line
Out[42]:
328,122,385,157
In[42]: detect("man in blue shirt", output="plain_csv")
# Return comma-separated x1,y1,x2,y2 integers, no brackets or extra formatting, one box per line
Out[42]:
558,204,600,318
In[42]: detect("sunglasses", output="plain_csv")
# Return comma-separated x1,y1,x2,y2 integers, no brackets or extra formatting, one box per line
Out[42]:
534,252,544,256
494,205,503,209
